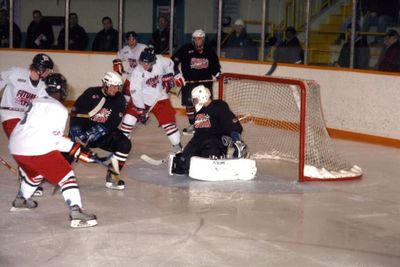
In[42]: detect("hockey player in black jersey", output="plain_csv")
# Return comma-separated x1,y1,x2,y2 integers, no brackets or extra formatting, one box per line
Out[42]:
169,85,251,179
69,71,131,190
171,29,221,135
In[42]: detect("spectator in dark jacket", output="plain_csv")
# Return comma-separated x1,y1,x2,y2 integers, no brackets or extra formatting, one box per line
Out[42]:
334,23,370,69
25,10,54,49
57,13,88,50
223,19,258,60
361,0,399,43
273,26,304,64
92,16,118,52
377,29,400,72
149,16,170,54
0,9,21,48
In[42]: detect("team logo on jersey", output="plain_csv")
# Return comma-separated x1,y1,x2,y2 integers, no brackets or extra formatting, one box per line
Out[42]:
146,75,160,88
52,130,62,136
194,113,211,128
190,58,209,69
17,78,26,83
91,108,111,123
15,90,36,106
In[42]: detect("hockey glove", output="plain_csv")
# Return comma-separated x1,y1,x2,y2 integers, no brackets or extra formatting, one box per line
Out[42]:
162,73,175,93
113,58,125,75
69,126,87,144
137,108,149,124
68,143,97,163
174,73,186,87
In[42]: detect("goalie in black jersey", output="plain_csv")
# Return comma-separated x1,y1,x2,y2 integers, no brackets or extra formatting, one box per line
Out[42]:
171,29,221,135
69,71,131,190
169,85,256,181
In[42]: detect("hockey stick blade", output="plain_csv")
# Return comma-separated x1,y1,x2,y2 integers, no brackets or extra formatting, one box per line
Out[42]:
140,154,167,166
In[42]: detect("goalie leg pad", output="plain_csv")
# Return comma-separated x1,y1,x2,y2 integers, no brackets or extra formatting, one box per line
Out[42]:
189,156,257,181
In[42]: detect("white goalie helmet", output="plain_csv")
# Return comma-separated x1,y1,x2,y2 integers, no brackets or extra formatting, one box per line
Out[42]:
191,85,211,112
102,71,123,87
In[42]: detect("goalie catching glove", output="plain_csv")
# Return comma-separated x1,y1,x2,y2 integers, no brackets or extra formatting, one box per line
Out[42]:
221,133,249,159
68,142,98,163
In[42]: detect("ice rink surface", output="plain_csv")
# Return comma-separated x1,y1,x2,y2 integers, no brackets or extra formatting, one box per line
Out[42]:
0,115,399,267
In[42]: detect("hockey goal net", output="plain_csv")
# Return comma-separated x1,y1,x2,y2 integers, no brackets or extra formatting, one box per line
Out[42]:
218,73,362,182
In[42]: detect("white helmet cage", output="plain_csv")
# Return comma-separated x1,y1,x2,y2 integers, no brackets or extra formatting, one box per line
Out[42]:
102,71,123,87
191,85,211,112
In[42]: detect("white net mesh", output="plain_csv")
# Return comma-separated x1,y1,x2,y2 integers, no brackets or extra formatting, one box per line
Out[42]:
220,74,362,181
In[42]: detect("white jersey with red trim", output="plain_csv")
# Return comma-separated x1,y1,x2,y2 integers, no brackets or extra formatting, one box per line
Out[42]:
0,67,48,122
9,97,73,156
117,43,147,78
128,55,174,109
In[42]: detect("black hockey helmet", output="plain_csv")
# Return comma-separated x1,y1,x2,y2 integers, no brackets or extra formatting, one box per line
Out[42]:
32,53,54,71
139,47,156,65
45,73,67,101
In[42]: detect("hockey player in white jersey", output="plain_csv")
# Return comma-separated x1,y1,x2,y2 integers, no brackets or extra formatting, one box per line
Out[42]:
9,73,98,228
113,31,147,102
119,47,185,153
0,53,54,197
0,53,53,137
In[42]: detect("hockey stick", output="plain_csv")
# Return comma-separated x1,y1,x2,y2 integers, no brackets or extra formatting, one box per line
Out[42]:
0,106,25,112
140,154,167,166
185,79,216,84
0,155,17,174
265,61,277,76
69,97,106,118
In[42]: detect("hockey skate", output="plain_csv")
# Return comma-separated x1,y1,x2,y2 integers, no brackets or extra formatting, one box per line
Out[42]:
69,205,97,228
182,124,195,136
10,195,38,211
105,170,125,190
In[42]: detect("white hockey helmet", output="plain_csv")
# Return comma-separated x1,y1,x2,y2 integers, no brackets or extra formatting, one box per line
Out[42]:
192,29,205,50
102,71,123,87
192,29,205,39
191,85,211,112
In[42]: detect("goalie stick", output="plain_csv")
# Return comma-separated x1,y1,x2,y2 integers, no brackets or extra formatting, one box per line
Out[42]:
69,97,106,118
140,114,252,166
140,154,167,166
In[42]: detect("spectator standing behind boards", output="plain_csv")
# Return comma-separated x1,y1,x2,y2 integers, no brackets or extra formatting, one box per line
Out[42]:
92,16,118,52
57,13,88,50
149,16,170,54
377,29,400,72
334,23,370,69
25,10,54,49
223,19,258,60
0,9,21,48
361,0,399,44
273,26,304,64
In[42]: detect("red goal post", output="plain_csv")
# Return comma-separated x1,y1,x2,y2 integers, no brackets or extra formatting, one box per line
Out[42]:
218,73,362,182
